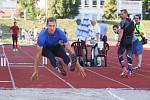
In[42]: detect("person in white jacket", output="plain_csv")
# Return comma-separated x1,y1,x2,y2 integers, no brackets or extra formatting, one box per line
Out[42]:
89,19,101,44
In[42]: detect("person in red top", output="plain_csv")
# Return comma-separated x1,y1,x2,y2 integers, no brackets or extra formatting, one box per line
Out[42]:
10,22,19,51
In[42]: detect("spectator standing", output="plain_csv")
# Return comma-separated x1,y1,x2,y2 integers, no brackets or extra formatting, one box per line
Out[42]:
75,16,92,66
132,15,145,70
117,9,134,78
99,20,108,43
90,19,100,43
10,22,20,51
76,15,91,43
112,25,119,40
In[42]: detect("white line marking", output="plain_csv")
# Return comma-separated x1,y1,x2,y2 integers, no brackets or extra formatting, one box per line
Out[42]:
9,63,33,65
106,88,125,100
20,48,75,89
10,66,44,68
0,81,12,83
2,45,16,89
45,67,75,88
86,68,133,89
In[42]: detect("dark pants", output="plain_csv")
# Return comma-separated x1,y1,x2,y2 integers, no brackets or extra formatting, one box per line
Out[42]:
42,44,70,68
118,42,132,69
12,34,18,49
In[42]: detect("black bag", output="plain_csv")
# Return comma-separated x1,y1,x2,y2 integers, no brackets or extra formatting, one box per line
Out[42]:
142,36,148,45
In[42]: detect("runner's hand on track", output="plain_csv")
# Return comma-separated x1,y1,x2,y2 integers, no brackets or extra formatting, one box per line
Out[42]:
78,66,86,78
31,71,39,81
76,62,86,78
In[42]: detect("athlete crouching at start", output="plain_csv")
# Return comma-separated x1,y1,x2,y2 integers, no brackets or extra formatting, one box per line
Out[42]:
31,17,86,80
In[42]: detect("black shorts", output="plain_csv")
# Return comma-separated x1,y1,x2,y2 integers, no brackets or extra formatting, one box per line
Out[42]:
12,34,18,40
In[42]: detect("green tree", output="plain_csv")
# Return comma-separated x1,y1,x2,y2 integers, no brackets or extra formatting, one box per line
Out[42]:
48,0,64,18
61,0,80,18
143,0,150,20
102,0,117,20
47,0,57,17
47,0,80,18
17,0,38,20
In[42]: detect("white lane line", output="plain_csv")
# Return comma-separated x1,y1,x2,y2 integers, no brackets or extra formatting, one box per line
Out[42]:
106,88,125,100
2,45,16,89
86,68,134,89
45,67,75,89
20,48,75,89
0,81,12,83
10,66,44,68
9,63,33,65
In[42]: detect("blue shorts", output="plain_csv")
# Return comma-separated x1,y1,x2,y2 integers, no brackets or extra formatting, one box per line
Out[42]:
133,40,143,55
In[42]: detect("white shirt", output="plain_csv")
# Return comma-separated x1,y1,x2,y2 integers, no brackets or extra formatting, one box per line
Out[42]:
89,24,100,39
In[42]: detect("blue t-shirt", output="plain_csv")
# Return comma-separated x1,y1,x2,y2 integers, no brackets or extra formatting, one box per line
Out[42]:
37,28,67,47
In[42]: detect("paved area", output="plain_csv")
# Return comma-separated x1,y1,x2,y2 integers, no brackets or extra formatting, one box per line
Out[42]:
0,88,150,100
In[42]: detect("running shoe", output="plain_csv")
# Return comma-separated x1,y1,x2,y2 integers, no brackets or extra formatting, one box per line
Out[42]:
56,61,66,76
133,66,141,70
13,48,15,52
127,70,132,78
15,48,18,51
120,69,128,78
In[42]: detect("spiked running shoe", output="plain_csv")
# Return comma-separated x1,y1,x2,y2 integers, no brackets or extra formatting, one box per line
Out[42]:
120,69,128,78
133,66,141,70
56,61,66,76
127,70,132,78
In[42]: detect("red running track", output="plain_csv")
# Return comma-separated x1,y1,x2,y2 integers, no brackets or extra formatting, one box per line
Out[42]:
0,44,150,89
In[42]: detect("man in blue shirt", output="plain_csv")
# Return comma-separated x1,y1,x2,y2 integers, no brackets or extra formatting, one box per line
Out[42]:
99,20,108,43
31,17,86,80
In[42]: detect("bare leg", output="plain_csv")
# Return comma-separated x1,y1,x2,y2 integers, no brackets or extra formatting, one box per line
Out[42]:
137,54,142,67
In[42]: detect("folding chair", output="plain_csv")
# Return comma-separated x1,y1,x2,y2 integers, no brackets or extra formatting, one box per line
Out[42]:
91,42,109,67
71,41,88,67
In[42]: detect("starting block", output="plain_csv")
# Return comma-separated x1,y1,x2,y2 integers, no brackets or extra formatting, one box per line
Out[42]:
0,54,7,67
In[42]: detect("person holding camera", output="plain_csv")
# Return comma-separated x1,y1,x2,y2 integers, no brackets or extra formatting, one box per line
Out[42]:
132,15,145,70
